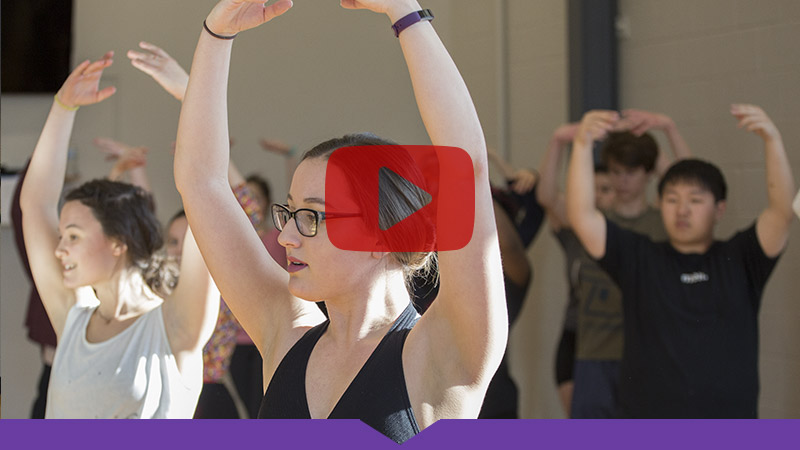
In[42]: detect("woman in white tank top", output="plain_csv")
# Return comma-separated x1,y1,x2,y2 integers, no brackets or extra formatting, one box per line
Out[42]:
19,53,220,419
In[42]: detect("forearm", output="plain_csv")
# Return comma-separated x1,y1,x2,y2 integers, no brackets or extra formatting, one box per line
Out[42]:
128,167,151,193
536,137,564,210
174,31,234,199
393,4,487,170
793,189,800,219
763,137,796,220
566,138,596,223
663,120,692,160
20,102,76,212
487,148,515,180
655,119,691,177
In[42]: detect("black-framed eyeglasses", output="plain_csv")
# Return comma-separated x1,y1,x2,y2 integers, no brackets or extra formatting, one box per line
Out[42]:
271,204,359,237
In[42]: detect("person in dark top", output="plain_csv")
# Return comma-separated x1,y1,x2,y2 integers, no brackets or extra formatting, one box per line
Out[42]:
537,112,690,418
174,0,507,443
566,105,795,417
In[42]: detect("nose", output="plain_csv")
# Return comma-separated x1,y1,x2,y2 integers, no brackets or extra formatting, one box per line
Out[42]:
676,199,690,216
55,239,67,259
276,217,301,249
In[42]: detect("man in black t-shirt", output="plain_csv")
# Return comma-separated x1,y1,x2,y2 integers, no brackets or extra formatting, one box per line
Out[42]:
565,105,796,418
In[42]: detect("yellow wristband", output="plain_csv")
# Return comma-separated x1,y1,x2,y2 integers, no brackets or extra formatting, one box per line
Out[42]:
54,94,79,111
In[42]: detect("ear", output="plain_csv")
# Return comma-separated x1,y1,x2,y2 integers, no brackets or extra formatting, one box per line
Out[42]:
370,250,389,260
714,200,727,222
111,240,128,257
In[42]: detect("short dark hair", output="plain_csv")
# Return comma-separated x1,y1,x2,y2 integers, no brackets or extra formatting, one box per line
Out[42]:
600,131,659,172
245,174,272,206
657,159,727,203
594,162,609,174
65,179,177,297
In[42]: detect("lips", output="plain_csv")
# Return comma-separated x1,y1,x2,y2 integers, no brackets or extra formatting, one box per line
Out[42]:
287,256,308,273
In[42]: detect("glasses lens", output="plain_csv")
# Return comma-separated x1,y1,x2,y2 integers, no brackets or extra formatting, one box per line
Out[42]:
272,205,289,231
296,210,318,237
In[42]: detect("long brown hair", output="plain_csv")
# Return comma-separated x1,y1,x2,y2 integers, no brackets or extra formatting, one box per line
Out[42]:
65,179,178,297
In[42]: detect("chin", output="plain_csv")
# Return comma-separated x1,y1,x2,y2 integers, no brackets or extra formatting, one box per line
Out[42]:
62,278,79,290
287,280,320,302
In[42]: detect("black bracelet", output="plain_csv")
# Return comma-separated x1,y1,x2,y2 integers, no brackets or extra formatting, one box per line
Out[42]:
203,20,238,40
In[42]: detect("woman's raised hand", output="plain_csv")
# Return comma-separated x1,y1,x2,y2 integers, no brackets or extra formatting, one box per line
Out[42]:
55,52,117,109
127,42,189,101
205,0,293,37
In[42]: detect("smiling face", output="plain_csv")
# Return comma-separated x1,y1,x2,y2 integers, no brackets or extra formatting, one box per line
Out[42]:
659,181,726,253
55,201,127,289
277,158,377,302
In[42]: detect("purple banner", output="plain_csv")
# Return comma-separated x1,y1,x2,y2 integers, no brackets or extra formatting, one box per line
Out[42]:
0,419,797,449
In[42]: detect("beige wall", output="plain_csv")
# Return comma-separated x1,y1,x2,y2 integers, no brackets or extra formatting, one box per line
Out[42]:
2,0,798,420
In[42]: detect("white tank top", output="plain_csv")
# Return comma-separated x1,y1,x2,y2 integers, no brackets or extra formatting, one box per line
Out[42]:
45,303,201,418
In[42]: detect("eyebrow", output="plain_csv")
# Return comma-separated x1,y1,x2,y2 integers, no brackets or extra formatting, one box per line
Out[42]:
286,193,327,207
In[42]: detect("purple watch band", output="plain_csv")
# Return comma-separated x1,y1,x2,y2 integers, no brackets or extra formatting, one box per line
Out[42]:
391,9,434,37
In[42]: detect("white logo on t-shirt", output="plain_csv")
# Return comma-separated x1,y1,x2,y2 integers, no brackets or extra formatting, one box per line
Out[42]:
680,272,709,284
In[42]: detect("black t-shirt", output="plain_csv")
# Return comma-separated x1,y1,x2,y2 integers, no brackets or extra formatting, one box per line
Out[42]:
597,219,780,418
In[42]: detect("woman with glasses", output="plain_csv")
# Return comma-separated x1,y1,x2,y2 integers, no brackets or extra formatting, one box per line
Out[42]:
174,0,507,442
19,53,220,418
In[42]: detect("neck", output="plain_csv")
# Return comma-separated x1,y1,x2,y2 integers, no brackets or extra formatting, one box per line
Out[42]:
670,237,713,255
91,266,156,322
613,194,649,218
323,269,410,347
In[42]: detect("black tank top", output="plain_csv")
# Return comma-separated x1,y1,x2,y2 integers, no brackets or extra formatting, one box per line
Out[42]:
258,302,421,443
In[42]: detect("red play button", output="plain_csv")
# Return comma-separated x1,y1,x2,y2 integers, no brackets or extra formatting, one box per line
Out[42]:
326,145,474,252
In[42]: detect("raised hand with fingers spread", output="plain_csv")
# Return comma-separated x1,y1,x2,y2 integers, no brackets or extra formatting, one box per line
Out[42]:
55,52,117,110
127,42,189,101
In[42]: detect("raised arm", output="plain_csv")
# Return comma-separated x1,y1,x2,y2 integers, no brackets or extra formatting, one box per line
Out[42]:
162,224,220,358
732,104,796,257
95,138,151,192
619,109,692,177
487,148,538,195
341,0,507,394
19,54,116,339
174,0,316,357
566,110,619,259
537,123,578,231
